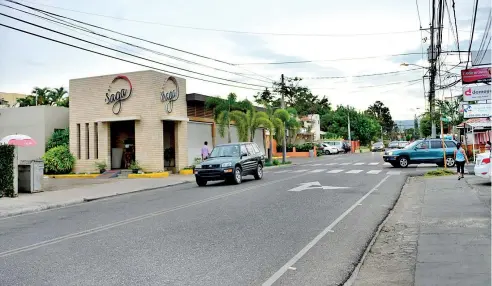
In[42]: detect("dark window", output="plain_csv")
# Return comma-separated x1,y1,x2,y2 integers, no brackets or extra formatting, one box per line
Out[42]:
430,141,443,149
94,123,98,159
76,124,81,159
445,141,457,148
245,144,255,155
240,145,248,156
85,123,90,159
416,141,428,149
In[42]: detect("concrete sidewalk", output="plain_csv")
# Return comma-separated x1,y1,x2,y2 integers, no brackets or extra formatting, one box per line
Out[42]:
0,176,193,218
353,175,491,286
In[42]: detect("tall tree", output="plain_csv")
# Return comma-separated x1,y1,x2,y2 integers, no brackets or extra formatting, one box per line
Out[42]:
49,87,69,107
420,112,433,138
16,86,69,107
365,101,395,134
262,103,288,160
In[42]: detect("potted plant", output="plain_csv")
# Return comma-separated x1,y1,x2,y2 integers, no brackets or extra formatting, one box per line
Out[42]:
129,160,140,174
94,161,107,174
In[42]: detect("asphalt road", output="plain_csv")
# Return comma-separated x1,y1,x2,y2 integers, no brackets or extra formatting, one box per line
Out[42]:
0,152,435,286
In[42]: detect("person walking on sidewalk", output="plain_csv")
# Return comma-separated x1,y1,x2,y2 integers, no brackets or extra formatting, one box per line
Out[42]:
201,141,210,161
454,142,468,180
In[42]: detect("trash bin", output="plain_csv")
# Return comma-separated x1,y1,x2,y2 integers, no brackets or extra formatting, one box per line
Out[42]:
309,150,314,158
18,160,44,193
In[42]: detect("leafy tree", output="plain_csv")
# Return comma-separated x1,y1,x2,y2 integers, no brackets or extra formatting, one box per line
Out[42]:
255,77,332,117
16,86,69,107
420,112,433,138
436,96,463,135
414,116,420,138
365,101,395,134
285,107,301,144
206,93,250,143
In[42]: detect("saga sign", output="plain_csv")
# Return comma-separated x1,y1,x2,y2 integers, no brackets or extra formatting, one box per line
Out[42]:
160,78,179,113
105,75,133,115
462,85,491,101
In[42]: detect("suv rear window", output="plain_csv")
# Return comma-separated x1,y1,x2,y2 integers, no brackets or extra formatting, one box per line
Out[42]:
251,143,261,154
245,144,255,155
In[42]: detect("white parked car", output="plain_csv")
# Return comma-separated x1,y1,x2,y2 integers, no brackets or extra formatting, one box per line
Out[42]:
474,152,491,179
319,143,339,155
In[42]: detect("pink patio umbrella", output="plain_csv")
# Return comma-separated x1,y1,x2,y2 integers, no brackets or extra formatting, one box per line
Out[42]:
0,134,37,147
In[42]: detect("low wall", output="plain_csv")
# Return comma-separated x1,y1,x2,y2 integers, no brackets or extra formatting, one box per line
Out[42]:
272,146,317,158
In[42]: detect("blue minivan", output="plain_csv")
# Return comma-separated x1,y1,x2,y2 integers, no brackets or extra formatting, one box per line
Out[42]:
383,139,457,168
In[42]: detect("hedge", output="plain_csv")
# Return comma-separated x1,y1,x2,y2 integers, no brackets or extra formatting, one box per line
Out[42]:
46,128,69,151
276,143,315,152
0,144,15,197
43,145,76,174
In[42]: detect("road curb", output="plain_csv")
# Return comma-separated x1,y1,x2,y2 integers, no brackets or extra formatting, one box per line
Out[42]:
342,174,410,286
0,181,193,219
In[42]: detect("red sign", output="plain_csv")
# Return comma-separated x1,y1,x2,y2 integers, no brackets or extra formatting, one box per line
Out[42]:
461,67,491,84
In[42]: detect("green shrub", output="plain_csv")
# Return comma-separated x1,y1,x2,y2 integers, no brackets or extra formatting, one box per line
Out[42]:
43,145,76,174
424,168,455,177
0,144,15,197
46,128,69,151
272,159,280,165
265,161,273,167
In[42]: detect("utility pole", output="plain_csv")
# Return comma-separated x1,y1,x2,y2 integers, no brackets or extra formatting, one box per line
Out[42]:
280,74,287,164
428,0,441,139
380,125,383,142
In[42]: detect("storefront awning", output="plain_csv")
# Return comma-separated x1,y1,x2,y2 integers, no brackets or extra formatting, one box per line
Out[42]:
161,116,189,122
457,117,491,129
96,116,142,122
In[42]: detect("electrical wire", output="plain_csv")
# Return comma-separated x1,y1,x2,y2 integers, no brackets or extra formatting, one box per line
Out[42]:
0,3,273,84
465,0,479,68
4,0,275,83
8,0,427,38
233,52,427,65
0,13,269,89
451,0,461,62
0,23,266,91
473,9,491,65
309,79,422,90
301,68,421,80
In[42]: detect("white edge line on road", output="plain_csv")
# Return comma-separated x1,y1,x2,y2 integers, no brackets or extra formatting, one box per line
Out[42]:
0,172,310,259
261,175,391,286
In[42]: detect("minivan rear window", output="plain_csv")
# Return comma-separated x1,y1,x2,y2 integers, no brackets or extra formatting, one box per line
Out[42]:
444,141,457,148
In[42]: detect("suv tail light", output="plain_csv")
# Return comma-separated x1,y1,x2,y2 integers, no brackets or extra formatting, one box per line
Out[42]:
482,158,490,164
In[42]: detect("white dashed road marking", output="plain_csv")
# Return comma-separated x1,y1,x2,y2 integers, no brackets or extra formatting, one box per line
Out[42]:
325,163,337,166
354,163,364,165
326,169,344,174
367,170,382,174
274,170,289,174
368,162,379,165
310,169,325,173
346,170,363,174
340,163,351,166
292,169,308,173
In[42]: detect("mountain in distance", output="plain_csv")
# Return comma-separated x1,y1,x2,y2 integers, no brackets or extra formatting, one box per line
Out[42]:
394,119,417,130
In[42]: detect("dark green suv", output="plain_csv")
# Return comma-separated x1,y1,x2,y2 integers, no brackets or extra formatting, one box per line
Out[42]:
194,142,265,186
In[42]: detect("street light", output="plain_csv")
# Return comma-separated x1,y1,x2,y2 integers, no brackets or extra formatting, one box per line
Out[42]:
400,63,429,69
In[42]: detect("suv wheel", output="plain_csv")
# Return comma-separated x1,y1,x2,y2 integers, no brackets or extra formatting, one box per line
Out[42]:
324,150,331,155
254,163,263,180
196,178,207,187
232,166,242,184
398,156,409,168
446,157,456,168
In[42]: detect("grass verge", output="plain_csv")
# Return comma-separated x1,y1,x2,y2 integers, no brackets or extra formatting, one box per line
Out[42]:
424,168,455,177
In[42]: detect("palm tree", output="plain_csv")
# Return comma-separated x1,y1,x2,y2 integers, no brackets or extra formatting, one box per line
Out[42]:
261,102,289,160
285,107,301,144
206,93,250,143
31,87,51,105
49,87,69,107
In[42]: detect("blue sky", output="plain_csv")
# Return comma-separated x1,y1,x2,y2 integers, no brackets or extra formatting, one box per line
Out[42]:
0,0,490,119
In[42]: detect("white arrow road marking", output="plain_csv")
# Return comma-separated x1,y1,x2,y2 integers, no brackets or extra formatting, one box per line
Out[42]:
288,182,321,192
288,181,349,192
346,170,363,174
327,169,344,173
